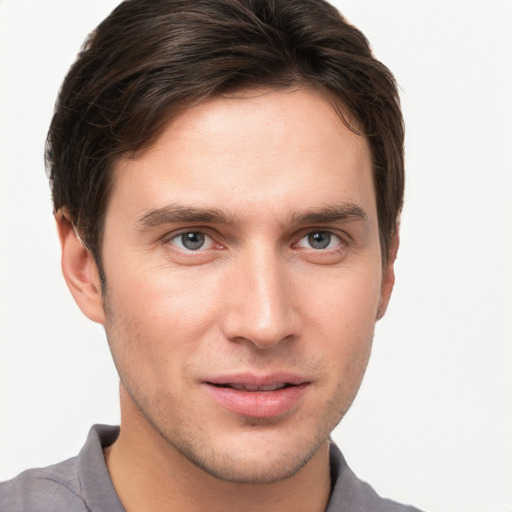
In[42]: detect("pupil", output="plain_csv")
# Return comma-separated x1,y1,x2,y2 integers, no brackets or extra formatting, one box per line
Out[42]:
308,232,330,249
182,232,205,250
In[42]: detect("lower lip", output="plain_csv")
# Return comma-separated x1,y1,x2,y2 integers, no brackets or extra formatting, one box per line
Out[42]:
204,383,309,418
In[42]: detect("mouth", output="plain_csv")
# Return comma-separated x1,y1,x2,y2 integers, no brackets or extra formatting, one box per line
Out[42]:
203,374,310,418
210,382,294,392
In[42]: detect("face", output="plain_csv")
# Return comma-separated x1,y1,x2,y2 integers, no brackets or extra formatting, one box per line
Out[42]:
96,88,394,483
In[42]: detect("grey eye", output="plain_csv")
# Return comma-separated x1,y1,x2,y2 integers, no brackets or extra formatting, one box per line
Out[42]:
307,232,332,249
180,232,206,250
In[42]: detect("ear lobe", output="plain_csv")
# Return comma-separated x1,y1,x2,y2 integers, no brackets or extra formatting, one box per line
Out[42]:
377,228,400,320
56,210,106,325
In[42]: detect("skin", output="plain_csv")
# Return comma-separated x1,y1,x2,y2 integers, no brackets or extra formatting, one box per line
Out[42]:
57,88,397,512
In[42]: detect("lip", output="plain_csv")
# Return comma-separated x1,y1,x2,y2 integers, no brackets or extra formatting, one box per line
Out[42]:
202,372,310,418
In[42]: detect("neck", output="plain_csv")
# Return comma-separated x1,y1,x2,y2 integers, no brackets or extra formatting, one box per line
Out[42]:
104,391,332,512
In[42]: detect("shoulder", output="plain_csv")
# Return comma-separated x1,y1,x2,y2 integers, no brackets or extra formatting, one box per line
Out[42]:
327,442,424,512
0,457,88,511
0,425,122,512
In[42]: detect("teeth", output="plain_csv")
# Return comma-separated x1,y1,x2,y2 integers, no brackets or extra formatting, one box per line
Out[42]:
229,383,288,391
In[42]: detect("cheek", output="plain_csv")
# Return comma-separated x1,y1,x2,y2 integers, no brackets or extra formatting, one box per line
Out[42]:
106,261,223,334
102,265,222,387
298,263,381,384
300,261,383,334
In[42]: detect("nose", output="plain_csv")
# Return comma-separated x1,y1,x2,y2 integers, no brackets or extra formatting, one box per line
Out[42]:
220,246,301,349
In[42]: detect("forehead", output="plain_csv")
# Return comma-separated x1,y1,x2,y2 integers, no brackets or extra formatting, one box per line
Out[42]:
110,88,375,224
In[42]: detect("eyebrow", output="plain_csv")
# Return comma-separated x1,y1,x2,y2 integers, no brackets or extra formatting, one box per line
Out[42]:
137,204,235,228
289,202,369,227
137,201,369,229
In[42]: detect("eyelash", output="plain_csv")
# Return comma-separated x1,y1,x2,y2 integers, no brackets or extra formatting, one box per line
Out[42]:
294,231,344,251
166,231,218,252
164,229,347,254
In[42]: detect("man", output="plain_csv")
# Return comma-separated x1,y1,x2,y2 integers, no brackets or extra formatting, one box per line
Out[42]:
0,0,422,510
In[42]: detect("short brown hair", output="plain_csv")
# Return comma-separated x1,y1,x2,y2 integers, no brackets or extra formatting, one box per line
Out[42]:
46,0,404,266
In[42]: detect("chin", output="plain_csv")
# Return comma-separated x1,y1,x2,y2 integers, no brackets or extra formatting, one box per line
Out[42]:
184,445,313,484
163,424,329,485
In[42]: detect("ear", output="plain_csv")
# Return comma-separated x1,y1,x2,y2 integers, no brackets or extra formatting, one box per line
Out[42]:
55,210,106,325
377,228,400,320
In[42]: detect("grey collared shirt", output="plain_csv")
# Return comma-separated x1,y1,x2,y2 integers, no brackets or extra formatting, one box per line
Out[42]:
0,425,423,511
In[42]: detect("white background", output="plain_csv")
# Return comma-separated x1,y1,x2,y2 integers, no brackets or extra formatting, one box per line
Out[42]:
0,1,511,511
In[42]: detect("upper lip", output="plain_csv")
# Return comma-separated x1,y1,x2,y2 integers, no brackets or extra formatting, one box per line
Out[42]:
203,372,310,387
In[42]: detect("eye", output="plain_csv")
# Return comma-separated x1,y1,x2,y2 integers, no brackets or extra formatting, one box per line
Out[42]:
296,231,342,250
168,231,215,251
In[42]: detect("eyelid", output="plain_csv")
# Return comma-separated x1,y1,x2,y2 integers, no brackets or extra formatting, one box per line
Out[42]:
164,229,219,252
160,226,349,255
293,229,348,250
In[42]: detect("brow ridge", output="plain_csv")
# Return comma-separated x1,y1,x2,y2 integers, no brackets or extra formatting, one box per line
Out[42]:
289,202,369,226
137,204,234,227
137,201,368,229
